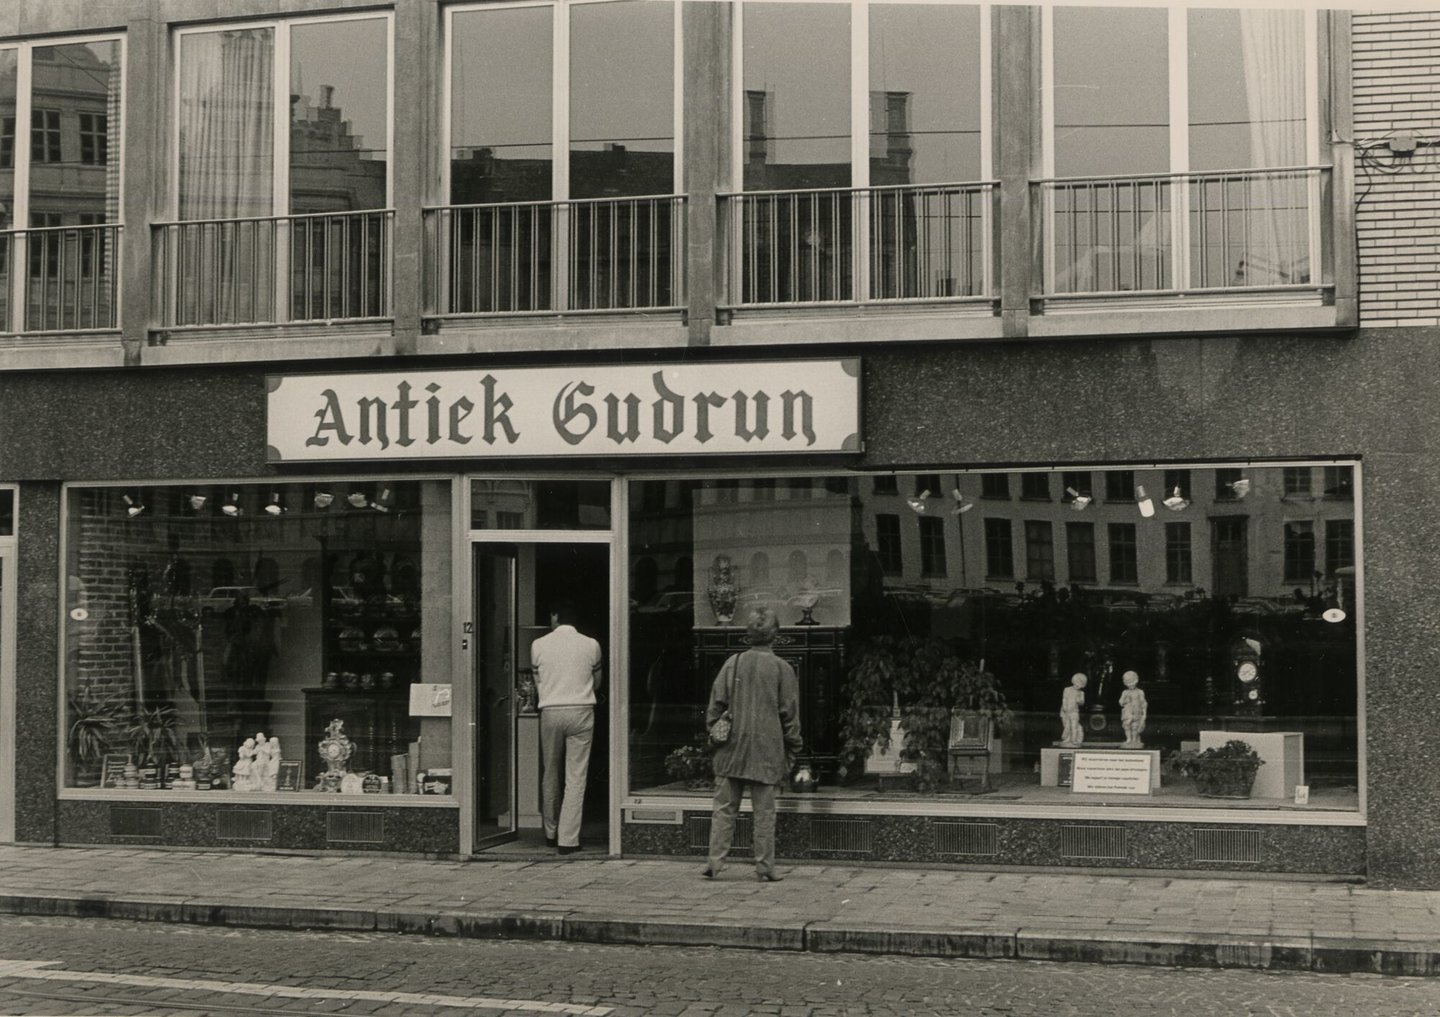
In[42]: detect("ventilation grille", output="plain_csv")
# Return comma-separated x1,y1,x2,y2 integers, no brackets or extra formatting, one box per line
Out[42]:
809,819,873,854
1059,824,1127,859
687,814,752,853
327,811,385,845
1193,828,1263,863
216,810,274,841
934,821,999,856
627,808,683,825
109,806,162,838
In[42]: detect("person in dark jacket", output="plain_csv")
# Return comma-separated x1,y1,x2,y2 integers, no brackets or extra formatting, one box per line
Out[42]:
703,607,803,881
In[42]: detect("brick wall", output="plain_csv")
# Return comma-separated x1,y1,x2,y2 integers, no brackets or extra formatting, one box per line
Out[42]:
1353,10,1440,327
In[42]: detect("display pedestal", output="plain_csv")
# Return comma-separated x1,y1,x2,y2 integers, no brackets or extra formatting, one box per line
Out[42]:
1041,744,1161,789
518,713,542,829
1199,730,1304,799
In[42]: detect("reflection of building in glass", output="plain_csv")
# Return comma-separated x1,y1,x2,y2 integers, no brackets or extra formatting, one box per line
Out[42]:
289,83,387,214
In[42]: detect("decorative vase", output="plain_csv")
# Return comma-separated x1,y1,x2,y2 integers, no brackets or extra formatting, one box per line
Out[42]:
707,555,738,624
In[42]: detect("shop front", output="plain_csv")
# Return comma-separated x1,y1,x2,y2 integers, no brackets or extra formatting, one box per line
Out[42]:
35,357,1365,872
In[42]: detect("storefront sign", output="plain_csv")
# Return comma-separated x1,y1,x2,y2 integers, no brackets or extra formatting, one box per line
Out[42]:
1070,751,1155,796
266,360,862,461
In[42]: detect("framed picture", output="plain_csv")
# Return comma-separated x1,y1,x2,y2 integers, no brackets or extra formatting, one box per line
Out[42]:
1057,751,1075,788
101,753,130,788
277,760,303,792
948,711,991,749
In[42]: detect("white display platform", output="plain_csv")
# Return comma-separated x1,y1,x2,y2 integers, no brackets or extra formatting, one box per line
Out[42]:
1041,745,1161,789
1199,730,1304,800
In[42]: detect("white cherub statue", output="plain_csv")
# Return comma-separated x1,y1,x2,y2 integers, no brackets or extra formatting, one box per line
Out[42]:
1119,671,1148,748
1059,673,1087,748
252,733,279,791
232,737,257,791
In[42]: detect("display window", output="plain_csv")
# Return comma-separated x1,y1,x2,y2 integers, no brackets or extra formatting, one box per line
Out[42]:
62,480,453,797
627,464,1360,812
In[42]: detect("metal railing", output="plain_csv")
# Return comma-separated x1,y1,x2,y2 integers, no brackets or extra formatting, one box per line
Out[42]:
720,182,996,309
153,209,392,327
0,223,122,334
425,194,686,316
1035,166,1329,297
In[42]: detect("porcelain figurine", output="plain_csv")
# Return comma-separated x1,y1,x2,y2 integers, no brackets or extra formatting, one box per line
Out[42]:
1059,673,1087,748
1119,671,1148,748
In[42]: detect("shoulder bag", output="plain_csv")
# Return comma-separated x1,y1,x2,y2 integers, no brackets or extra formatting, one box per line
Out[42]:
708,658,736,747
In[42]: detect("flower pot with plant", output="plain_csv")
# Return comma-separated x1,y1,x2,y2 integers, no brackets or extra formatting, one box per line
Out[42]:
664,734,715,791
840,636,1012,792
127,704,179,786
67,686,125,787
1168,739,1264,798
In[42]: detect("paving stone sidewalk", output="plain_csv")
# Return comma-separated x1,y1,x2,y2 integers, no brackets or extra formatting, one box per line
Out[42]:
0,844,1438,976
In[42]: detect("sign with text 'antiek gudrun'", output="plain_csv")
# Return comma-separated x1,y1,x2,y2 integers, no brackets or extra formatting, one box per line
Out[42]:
265,359,861,462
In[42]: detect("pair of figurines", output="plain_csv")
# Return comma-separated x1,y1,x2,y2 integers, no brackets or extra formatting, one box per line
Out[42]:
1058,671,1147,748
232,732,281,791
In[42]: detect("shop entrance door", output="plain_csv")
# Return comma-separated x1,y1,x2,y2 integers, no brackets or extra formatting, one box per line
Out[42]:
471,540,610,852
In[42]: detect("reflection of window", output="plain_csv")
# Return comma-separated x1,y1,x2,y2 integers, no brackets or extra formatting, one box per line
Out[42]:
1284,520,1316,583
749,552,771,586
915,474,940,496
1323,466,1353,499
0,116,13,170
1283,467,1311,497
1214,467,1243,499
1025,521,1054,581
1061,471,1090,502
984,518,1012,578
1105,470,1134,502
1108,523,1138,583
30,109,60,162
1163,469,1191,500
1326,520,1354,575
876,514,902,575
787,550,808,585
78,112,107,165
919,516,947,577
1020,473,1050,500
1066,522,1096,582
981,473,1009,499
1165,522,1192,583
872,475,897,495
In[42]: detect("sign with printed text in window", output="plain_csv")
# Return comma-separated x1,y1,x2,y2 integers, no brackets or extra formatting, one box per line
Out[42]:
265,360,862,461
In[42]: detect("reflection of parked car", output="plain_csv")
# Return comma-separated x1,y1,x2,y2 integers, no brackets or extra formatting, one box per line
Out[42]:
636,591,695,615
200,586,287,613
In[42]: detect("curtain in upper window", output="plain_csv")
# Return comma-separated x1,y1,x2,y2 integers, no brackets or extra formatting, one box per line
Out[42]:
178,29,275,221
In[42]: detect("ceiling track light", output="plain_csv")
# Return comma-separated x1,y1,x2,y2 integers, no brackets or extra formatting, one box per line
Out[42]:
1065,487,1092,511
313,491,334,510
122,493,146,518
187,493,207,512
221,492,242,517
347,490,370,509
1135,484,1155,518
264,492,286,516
372,487,393,513
951,488,974,514
1229,478,1251,499
1163,486,1190,511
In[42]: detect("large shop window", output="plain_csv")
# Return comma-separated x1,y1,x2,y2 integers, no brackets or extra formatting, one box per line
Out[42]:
64,481,453,796
627,465,1360,812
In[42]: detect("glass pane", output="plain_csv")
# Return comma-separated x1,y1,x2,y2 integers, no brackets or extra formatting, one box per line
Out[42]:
570,0,674,200
626,467,1359,813
869,3,981,185
470,479,611,530
290,19,389,213
0,48,14,214
1188,8,1305,171
0,489,11,535
1052,7,1169,176
178,28,275,219
63,481,453,795
450,5,553,204
742,2,850,190
29,41,122,221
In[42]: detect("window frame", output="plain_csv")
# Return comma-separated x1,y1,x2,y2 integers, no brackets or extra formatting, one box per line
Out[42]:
170,12,395,219
442,0,684,207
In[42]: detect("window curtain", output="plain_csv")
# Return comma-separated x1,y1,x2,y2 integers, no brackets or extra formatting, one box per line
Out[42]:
178,29,274,221
1236,10,1307,285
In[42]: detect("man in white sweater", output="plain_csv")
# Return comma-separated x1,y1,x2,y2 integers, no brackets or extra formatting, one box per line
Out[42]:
531,599,603,853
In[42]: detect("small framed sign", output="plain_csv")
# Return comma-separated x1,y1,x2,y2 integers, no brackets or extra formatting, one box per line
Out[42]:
1071,750,1154,796
101,753,130,788
277,760,303,792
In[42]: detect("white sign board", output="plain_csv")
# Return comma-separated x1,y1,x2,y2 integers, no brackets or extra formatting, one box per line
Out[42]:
266,360,861,461
1070,751,1154,796
409,683,452,717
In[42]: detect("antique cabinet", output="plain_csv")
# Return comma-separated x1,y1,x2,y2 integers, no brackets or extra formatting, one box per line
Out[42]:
693,625,847,780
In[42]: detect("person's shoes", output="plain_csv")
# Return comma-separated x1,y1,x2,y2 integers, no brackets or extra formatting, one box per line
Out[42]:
557,844,582,855
756,871,783,882
544,836,558,848
701,867,716,879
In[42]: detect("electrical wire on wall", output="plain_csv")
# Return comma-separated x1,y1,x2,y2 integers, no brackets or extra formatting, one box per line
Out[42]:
1351,129,1440,312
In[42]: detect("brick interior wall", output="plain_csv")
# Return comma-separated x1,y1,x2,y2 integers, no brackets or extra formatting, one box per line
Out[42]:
1353,10,1440,327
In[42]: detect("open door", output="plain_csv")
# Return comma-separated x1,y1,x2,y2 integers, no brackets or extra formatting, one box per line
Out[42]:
473,544,518,848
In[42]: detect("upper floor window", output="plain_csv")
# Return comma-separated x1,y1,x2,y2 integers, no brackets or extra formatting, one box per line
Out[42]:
176,15,392,220
739,1,986,192
78,112,107,165
447,0,678,206
30,109,60,163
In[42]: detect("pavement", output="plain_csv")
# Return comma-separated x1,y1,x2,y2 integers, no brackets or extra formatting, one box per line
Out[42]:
0,843,1438,977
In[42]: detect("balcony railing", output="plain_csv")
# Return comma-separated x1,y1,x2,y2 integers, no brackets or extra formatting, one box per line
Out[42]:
153,209,392,328
0,223,121,334
1035,166,1329,298
425,194,686,316
720,182,996,309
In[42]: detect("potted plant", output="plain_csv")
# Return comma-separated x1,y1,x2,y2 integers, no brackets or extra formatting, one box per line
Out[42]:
1169,739,1264,798
127,704,179,785
67,686,125,786
840,636,1012,792
664,735,715,791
